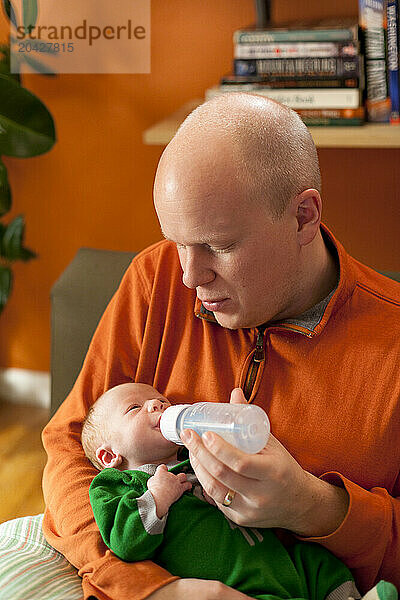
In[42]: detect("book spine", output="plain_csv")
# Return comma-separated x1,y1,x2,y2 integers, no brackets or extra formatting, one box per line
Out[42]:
234,57,361,78
207,86,361,109
386,0,400,122
296,107,365,118
296,106,365,125
234,41,359,59
221,75,361,88
359,0,391,121
234,28,358,44
300,117,364,125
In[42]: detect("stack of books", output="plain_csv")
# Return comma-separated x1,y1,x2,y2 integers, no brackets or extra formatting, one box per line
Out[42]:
205,18,366,126
359,0,397,124
385,0,400,123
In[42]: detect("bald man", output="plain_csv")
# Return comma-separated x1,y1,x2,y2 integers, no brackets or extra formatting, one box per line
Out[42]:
42,94,400,600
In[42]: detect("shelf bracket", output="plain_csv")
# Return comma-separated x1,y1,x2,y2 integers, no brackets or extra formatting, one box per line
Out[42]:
254,0,271,27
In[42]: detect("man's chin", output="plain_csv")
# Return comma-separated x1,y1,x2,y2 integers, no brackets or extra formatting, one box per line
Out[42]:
213,312,244,330
214,310,267,330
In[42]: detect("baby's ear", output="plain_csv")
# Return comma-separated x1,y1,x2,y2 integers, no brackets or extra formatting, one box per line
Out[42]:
96,445,123,469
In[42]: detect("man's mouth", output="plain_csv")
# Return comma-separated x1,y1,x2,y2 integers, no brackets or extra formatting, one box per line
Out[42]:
200,298,229,311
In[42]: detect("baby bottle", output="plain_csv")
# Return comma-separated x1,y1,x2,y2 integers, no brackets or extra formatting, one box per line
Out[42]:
160,402,270,454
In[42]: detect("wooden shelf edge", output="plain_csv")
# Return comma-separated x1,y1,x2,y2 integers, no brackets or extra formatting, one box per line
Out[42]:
143,100,400,148
143,100,203,146
309,123,400,148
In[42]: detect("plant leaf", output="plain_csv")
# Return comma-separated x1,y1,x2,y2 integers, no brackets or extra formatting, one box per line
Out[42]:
1,214,36,261
0,265,12,313
0,44,21,83
0,74,56,157
0,58,20,83
2,0,18,29
0,157,11,216
23,0,37,30
22,52,56,76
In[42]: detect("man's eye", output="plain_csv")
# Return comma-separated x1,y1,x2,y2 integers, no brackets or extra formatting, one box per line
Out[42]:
207,244,234,254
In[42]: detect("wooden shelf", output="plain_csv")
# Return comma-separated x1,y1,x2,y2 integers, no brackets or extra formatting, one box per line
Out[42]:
143,99,400,148
307,123,400,148
143,100,203,146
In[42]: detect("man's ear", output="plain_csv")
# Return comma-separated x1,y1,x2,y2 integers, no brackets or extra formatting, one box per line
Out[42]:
295,189,322,247
96,445,123,469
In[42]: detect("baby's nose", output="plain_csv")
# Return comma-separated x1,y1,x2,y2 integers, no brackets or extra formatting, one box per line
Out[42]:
146,399,170,412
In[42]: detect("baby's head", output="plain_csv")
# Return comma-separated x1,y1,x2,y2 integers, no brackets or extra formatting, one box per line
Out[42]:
82,383,177,471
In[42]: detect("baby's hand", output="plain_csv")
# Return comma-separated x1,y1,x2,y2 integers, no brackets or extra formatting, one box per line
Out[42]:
147,464,192,518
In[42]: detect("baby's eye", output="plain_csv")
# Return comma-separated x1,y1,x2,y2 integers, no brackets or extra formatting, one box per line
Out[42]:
127,404,141,413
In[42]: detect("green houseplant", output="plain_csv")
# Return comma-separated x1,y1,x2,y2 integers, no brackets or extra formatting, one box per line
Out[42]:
0,0,56,313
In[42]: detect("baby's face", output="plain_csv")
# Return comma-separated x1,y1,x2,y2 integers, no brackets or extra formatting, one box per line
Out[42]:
103,383,177,469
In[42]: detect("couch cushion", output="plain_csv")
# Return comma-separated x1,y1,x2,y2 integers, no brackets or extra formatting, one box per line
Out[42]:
51,247,136,417
0,514,82,599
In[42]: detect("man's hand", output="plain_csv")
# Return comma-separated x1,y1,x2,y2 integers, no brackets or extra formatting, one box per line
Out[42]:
180,388,349,537
147,465,192,518
147,578,253,599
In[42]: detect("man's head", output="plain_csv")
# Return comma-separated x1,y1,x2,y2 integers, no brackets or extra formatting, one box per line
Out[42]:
154,93,327,330
81,383,177,471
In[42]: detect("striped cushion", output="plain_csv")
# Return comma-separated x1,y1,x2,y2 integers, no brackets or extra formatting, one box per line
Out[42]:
0,514,83,600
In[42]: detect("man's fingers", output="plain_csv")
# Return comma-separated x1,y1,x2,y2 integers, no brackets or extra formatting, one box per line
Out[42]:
190,447,239,504
180,429,281,506
181,430,252,500
202,489,217,506
200,430,277,480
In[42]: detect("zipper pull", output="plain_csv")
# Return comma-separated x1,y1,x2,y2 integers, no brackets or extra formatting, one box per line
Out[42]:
254,327,265,362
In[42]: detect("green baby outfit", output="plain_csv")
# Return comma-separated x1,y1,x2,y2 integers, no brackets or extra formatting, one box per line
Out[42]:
89,460,359,600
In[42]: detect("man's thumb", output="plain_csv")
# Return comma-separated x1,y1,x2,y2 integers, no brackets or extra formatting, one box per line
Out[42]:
230,387,247,404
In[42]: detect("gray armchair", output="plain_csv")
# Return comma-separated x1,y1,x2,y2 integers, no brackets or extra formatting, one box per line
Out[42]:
50,247,136,416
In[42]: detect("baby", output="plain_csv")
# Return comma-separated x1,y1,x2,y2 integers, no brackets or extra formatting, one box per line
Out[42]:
82,382,193,518
82,383,397,600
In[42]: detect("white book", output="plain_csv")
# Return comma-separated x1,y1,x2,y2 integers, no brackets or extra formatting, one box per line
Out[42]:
205,85,361,109
234,42,357,59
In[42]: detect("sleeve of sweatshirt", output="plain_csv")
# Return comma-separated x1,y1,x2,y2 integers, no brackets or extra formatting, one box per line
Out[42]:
41,246,179,600
299,471,400,594
89,469,168,562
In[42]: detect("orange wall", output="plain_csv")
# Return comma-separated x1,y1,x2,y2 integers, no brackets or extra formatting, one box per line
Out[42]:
0,0,399,372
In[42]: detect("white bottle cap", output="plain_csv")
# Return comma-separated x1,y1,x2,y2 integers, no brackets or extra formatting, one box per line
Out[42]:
160,404,191,445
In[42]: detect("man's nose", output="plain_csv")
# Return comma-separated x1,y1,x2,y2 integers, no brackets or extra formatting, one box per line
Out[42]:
180,246,215,290
145,399,169,412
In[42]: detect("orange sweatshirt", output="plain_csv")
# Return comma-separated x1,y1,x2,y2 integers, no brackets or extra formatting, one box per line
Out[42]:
42,225,400,600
